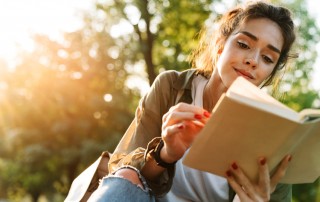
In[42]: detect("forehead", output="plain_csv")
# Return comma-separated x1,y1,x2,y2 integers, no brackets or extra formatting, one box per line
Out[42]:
235,18,284,51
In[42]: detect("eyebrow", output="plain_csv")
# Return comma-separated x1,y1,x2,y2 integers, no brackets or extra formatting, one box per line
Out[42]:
237,31,281,54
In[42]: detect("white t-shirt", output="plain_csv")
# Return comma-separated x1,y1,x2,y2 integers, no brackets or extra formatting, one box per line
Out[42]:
157,74,229,202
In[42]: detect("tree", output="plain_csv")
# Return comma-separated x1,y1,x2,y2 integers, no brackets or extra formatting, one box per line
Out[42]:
273,0,320,110
0,25,140,200
0,0,319,200
95,0,215,85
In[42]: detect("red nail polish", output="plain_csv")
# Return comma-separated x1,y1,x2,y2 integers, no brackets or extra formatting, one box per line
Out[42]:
260,158,266,165
231,162,238,170
194,114,202,119
226,170,232,177
178,125,184,129
203,111,211,118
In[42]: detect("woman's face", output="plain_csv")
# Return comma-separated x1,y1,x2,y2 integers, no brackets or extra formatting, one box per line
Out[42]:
216,18,284,88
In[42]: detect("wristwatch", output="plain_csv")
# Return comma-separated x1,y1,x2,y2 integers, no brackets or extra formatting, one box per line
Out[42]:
151,139,177,168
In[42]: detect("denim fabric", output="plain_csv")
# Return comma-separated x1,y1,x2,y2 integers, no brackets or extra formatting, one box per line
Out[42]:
88,166,155,202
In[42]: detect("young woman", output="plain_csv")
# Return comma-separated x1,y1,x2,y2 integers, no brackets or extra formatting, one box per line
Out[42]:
89,1,296,201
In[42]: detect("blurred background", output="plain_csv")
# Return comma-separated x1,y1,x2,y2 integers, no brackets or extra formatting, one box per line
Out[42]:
0,0,319,201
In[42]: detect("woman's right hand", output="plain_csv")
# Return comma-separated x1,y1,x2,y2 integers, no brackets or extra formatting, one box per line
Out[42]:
160,103,211,163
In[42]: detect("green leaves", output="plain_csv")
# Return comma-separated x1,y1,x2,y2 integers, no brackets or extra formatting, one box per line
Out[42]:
0,0,319,200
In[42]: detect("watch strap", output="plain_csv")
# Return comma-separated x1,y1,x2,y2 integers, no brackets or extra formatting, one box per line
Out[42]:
152,139,177,168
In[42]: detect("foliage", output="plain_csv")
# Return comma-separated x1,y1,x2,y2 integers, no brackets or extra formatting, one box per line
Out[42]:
273,0,320,110
153,0,213,73
272,0,320,200
0,22,139,200
0,0,319,200
95,0,214,85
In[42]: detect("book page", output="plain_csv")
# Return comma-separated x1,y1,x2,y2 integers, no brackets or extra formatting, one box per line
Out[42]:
299,108,320,122
227,77,300,122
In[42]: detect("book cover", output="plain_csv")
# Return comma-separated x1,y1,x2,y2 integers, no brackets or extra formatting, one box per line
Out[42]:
183,77,320,184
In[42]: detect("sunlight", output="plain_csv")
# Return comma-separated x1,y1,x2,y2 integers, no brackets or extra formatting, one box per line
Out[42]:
0,0,318,90
306,0,320,90
110,19,134,38
103,94,113,102
0,0,92,68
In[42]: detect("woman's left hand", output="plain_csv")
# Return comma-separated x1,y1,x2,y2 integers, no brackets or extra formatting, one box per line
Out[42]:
227,155,292,202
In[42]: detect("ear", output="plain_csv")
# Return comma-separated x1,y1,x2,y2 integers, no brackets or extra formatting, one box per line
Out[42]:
216,38,224,55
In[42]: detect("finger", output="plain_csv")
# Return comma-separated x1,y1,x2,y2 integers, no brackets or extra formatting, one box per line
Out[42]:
162,110,209,130
162,123,184,140
162,122,203,161
163,103,210,123
270,155,292,191
162,111,193,126
168,103,204,114
162,121,202,141
225,170,250,201
161,124,187,159
258,157,270,196
182,120,206,134
162,111,203,130
229,162,258,200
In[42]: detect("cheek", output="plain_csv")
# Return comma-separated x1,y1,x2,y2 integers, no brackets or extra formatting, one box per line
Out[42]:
265,65,276,77
257,66,275,82
216,49,232,70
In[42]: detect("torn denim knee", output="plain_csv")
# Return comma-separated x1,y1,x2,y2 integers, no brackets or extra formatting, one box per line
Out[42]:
107,165,151,193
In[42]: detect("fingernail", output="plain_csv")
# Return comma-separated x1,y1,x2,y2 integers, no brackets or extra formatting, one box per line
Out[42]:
260,158,266,165
203,111,211,118
288,155,292,162
231,162,238,170
226,170,232,177
194,114,202,119
178,125,184,130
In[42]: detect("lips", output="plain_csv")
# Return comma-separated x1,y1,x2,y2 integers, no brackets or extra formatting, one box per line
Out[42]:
234,68,254,79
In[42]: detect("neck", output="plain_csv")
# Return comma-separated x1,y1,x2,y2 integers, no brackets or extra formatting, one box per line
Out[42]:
203,70,228,112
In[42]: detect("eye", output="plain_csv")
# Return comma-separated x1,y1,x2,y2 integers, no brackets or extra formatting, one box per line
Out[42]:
262,55,274,64
237,41,249,49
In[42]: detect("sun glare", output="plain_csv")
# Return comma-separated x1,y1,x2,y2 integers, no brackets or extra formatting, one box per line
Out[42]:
0,0,318,90
0,0,92,68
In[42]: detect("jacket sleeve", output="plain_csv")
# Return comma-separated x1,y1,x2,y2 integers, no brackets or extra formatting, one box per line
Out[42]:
108,70,179,196
270,183,292,202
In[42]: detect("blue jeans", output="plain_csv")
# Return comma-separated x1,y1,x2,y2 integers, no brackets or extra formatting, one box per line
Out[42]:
88,166,156,202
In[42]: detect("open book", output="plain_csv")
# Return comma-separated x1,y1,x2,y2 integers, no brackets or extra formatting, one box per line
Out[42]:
183,77,320,184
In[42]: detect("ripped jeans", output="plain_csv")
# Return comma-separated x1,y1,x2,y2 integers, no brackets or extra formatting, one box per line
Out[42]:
88,166,156,202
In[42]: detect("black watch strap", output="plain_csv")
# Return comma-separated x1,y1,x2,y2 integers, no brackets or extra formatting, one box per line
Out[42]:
152,139,177,168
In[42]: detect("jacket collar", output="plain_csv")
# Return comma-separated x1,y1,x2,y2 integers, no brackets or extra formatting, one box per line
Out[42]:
172,69,197,104
172,69,197,91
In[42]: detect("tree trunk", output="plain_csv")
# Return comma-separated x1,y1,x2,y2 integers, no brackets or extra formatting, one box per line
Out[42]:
67,158,80,187
141,0,156,85
31,192,40,202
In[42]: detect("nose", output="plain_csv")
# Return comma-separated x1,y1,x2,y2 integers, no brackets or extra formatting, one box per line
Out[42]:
244,58,257,68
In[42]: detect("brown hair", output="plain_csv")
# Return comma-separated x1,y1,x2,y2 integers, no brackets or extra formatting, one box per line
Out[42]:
189,1,296,87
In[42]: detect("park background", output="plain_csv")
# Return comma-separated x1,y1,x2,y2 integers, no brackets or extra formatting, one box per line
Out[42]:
0,0,319,201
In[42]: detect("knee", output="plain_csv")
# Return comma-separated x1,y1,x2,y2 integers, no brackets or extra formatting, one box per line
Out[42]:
114,168,144,188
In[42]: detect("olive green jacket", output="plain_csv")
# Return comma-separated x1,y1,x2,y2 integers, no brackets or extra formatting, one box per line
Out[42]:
108,69,292,201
